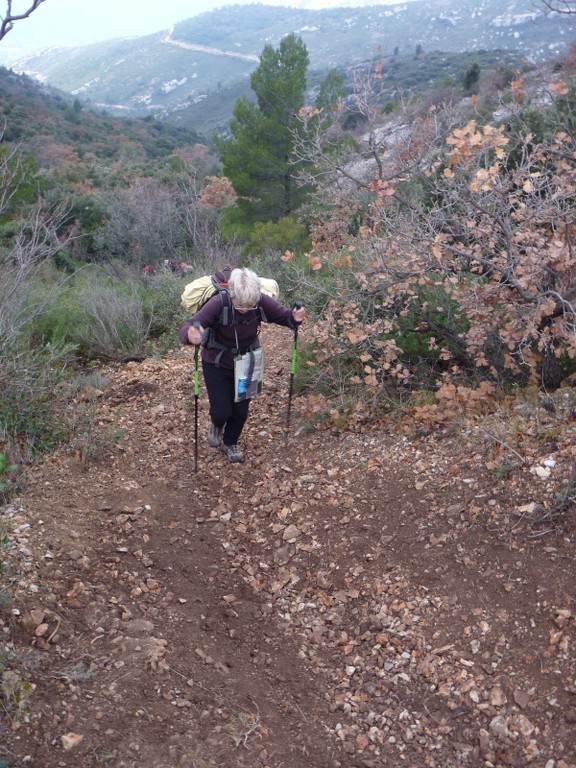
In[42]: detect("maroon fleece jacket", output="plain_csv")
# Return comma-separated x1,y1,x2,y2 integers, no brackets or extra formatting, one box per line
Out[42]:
179,292,296,370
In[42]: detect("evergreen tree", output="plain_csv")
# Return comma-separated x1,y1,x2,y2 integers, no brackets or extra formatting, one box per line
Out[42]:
216,33,310,232
316,69,346,112
462,61,481,94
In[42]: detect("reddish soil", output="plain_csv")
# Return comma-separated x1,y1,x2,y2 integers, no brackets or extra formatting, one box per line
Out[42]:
1,326,575,768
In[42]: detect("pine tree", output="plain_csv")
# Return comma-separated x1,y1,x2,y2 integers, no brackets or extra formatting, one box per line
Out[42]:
462,62,481,95
216,33,310,233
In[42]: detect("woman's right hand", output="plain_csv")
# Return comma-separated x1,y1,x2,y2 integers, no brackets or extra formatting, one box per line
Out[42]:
187,324,203,345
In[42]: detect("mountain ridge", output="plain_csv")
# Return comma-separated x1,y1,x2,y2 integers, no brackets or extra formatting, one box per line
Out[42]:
8,0,576,137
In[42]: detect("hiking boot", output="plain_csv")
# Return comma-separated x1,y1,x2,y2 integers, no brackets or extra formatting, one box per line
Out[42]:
207,422,223,448
221,443,244,463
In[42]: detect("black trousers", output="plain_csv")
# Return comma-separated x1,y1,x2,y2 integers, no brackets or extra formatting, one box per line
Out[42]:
202,360,250,446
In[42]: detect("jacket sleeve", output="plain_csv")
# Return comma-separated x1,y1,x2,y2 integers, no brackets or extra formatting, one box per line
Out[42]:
178,295,223,345
260,294,297,329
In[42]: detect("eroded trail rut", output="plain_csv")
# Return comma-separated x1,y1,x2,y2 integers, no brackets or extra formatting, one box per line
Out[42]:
3,326,575,768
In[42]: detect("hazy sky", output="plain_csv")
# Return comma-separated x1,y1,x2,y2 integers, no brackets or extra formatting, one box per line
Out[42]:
0,0,418,63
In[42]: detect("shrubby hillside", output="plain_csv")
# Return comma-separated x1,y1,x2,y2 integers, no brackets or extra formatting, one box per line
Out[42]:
0,64,220,470
1,24,576,487
0,66,201,155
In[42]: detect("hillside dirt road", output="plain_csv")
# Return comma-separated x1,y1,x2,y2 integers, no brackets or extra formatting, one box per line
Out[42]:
162,28,260,62
1,325,575,768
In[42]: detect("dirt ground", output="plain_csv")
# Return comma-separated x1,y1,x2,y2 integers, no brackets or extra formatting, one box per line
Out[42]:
1,325,575,768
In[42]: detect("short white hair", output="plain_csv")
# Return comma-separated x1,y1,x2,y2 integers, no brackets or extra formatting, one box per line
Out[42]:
228,268,261,307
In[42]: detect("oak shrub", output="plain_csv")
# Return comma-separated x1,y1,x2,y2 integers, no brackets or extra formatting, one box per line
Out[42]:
292,68,576,425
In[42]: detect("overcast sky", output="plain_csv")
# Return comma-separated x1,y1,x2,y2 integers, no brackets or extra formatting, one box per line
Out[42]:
0,0,418,63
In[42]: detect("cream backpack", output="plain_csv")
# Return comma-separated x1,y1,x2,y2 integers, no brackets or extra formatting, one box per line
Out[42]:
181,266,279,316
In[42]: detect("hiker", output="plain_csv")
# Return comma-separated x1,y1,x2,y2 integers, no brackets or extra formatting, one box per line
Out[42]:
179,267,306,464
141,264,156,280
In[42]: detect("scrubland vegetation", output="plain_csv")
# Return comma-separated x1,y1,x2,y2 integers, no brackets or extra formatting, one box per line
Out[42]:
2,37,576,485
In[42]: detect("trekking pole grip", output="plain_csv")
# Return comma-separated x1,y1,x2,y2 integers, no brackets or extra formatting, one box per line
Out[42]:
292,301,303,325
191,320,202,346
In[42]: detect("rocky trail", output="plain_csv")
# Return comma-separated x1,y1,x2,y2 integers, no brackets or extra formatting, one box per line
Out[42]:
1,325,575,768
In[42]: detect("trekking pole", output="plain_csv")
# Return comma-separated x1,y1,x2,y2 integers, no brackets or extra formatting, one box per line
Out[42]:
192,321,201,473
285,302,303,440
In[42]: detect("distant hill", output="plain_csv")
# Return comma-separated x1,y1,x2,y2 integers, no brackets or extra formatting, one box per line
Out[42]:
0,66,202,166
8,0,576,137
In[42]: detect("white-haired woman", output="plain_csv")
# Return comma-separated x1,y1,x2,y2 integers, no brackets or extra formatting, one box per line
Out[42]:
179,268,306,463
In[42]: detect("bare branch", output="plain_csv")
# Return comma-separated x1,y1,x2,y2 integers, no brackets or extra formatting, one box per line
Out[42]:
0,202,74,345
0,0,47,41
539,0,576,13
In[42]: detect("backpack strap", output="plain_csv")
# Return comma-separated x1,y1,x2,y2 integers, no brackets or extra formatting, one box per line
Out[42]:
217,288,232,326
201,291,264,367
202,332,261,367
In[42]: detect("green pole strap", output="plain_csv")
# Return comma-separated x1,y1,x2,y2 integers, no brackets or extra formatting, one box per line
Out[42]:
290,333,298,375
291,302,302,375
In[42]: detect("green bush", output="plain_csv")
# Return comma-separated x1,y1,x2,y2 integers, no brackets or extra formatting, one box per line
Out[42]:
36,264,186,361
76,281,151,359
391,283,470,385
240,216,311,262
140,269,189,341
0,453,18,503
35,287,85,349
0,342,73,460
